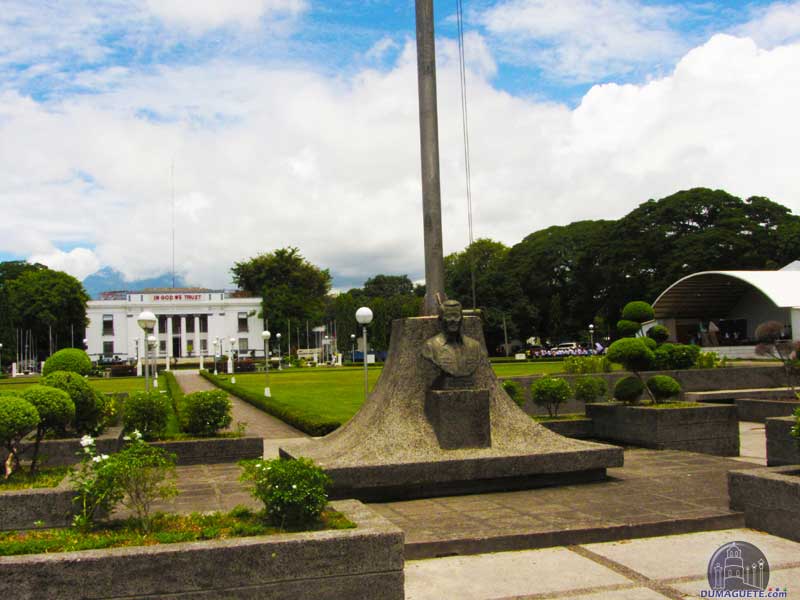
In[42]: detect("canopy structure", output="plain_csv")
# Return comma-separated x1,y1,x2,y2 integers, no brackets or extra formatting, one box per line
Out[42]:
653,271,800,319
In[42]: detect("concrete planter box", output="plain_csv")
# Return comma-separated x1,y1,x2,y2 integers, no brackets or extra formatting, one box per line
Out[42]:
0,476,74,531
585,402,739,456
735,399,800,423
766,416,800,466
539,418,594,439
148,436,263,465
0,500,404,600
18,427,124,468
729,466,800,542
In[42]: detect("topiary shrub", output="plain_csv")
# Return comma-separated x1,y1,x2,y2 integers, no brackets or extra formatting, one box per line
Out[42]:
614,375,644,403
501,380,524,407
41,371,101,434
573,376,608,403
180,390,232,437
0,395,39,477
652,343,701,371
616,319,642,337
646,375,681,403
642,337,657,350
531,376,572,417
647,325,670,344
123,392,171,440
606,338,654,373
42,348,92,377
21,385,75,473
622,301,655,324
241,457,331,527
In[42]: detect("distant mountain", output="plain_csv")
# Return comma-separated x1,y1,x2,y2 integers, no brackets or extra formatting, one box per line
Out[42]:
83,267,189,299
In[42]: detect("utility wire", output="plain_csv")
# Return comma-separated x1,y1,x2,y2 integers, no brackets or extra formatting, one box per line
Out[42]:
456,0,477,309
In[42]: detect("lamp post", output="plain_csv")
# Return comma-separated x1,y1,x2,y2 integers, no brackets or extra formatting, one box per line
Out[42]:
229,337,236,384
212,338,219,375
137,311,157,392
350,333,355,364
588,324,595,352
276,332,282,370
323,335,329,365
147,334,157,389
262,330,271,397
356,307,373,401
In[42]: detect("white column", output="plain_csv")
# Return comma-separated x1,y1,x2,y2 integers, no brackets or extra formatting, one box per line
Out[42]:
180,315,188,358
194,316,202,367
791,307,800,343
153,317,160,361
166,316,173,370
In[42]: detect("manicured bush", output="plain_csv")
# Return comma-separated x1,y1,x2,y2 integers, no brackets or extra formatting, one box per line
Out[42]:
563,356,612,374
531,376,572,417
622,301,655,324
123,391,171,440
652,343,701,371
241,457,331,527
694,351,721,369
572,376,608,403
646,375,681,403
42,348,92,377
606,338,654,373
614,375,644,403
616,319,642,337
21,385,75,473
0,396,39,476
647,325,670,344
181,390,232,437
41,371,102,434
642,337,657,350
501,380,524,407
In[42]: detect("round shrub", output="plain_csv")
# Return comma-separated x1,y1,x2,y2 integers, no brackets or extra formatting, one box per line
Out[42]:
647,325,670,344
622,301,655,324
616,319,641,337
531,376,572,417
21,385,75,433
0,395,39,451
181,390,232,437
241,457,331,527
614,376,644,403
501,380,524,407
572,376,608,403
642,336,657,350
606,338,654,373
652,343,701,371
41,371,101,434
646,375,681,403
123,391,171,440
42,348,92,377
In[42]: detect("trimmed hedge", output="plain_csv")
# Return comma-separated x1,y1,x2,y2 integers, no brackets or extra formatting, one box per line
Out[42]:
647,325,670,344
42,348,92,377
123,391,171,439
653,343,701,370
646,375,682,403
572,376,607,403
614,375,644,403
606,338,654,373
616,319,641,337
622,301,655,324
181,390,232,437
200,371,339,436
41,371,102,434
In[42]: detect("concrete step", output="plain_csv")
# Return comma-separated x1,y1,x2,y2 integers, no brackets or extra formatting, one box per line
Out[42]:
686,387,795,402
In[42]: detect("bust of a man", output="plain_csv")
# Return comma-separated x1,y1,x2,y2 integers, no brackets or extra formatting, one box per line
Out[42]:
421,299,482,380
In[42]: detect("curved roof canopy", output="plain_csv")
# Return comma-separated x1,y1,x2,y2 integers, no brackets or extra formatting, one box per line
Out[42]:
653,271,800,319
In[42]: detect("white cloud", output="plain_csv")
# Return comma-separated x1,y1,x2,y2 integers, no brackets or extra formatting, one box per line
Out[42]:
28,248,102,281
1,34,799,289
143,0,308,34
737,1,800,47
475,0,685,80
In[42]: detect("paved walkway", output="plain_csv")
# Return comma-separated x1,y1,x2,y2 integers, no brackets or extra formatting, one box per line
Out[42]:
172,370,306,440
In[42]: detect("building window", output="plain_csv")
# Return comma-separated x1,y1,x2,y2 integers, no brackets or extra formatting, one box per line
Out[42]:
172,316,181,334
102,341,114,356
102,314,114,336
186,316,195,334
200,315,208,333
239,338,248,352
200,339,208,352
158,315,168,333
159,340,166,353
238,312,249,332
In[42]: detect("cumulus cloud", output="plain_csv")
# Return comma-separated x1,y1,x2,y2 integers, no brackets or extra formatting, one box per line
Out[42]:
143,0,308,33
475,0,685,81
1,31,799,289
737,1,800,47
28,247,102,281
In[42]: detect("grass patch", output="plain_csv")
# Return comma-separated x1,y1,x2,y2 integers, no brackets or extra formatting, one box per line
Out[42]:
0,506,355,556
0,466,68,491
532,413,587,422
0,376,166,396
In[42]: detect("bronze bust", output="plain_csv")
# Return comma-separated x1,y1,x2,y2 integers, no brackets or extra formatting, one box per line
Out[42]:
422,299,482,381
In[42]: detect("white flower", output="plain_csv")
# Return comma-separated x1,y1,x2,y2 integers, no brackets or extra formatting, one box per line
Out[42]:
131,430,143,441
79,435,94,447
292,484,297,489
100,454,109,461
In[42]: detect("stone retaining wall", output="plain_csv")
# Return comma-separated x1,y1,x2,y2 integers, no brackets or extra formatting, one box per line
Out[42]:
0,476,75,530
149,436,264,465
766,416,800,466
735,399,800,424
539,418,594,439
18,427,124,468
729,466,800,542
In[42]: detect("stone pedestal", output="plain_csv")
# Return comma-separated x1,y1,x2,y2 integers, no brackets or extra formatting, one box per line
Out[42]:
426,389,490,449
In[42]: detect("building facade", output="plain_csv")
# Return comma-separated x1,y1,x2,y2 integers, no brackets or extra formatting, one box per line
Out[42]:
86,289,262,362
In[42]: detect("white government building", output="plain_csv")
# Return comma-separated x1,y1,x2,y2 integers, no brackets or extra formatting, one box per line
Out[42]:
86,289,262,362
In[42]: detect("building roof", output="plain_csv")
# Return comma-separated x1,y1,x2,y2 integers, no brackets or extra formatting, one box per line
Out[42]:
653,270,800,318
139,287,214,293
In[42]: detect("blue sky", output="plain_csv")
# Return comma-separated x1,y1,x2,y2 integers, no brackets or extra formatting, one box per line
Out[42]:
1,0,799,288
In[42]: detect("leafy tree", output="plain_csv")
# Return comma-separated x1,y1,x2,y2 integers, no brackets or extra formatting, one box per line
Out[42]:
363,275,414,298
231,248,332,341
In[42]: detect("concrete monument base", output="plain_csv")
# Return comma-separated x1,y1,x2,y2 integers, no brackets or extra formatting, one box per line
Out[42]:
281,316,623,501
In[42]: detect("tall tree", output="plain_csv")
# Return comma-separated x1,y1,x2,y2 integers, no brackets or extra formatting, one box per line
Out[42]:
231,248,332,339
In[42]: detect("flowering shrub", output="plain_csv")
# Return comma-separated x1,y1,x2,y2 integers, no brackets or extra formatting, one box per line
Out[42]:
70,434,122,530
181,390,232,437
240,458,330,527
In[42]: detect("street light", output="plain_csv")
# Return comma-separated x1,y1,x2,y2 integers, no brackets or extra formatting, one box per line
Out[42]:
212,338,219,375
137,311,157,392
229,337,237,383
350,333,356,364
588,324,595,352
261,330,271,397
356,307,373,401
147,335,157,389
276,332,282,371
323,335,329,365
